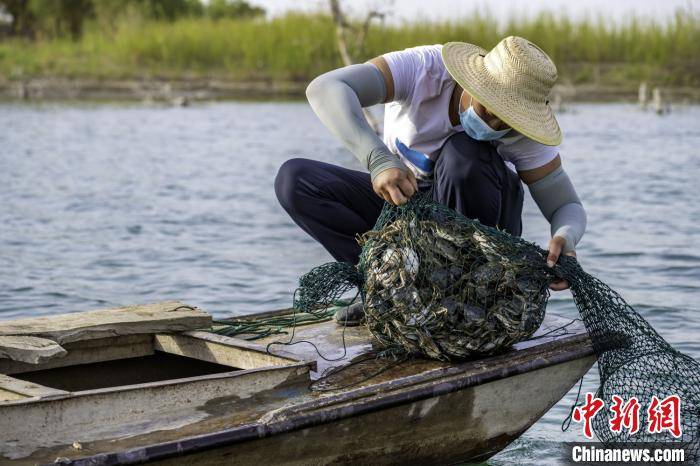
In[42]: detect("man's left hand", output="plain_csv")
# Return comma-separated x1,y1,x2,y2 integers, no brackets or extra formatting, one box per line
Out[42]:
546,235,576,291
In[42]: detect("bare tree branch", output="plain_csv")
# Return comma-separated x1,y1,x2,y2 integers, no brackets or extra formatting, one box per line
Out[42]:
355,11,384,53
329,0,353,66
328,0,384,132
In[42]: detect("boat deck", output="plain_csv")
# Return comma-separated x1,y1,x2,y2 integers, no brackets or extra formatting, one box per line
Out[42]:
254,311,588,385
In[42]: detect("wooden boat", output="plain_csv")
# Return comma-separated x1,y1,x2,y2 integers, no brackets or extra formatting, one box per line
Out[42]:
0,301,595,465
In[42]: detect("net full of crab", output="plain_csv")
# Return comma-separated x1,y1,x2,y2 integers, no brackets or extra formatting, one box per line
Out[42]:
357,209,553,361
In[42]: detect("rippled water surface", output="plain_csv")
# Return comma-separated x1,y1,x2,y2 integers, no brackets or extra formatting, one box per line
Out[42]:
1,101,698,464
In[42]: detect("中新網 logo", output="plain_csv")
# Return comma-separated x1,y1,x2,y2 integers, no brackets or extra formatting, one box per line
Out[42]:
571,393,682,439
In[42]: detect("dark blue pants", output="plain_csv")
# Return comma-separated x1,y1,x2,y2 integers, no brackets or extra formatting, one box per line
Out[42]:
275,132,524,264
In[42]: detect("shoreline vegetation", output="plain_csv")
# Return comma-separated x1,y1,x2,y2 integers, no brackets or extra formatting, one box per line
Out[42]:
1,7,699,102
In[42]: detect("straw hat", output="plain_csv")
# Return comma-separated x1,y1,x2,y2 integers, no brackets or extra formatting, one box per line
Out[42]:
442,36,562,146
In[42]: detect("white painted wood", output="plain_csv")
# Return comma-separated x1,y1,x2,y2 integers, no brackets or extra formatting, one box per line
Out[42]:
0,374,68,402
0,364,311,460
0,388,26,402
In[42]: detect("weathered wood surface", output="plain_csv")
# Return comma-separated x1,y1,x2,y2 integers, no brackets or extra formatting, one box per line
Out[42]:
154,331,301,371
0,301,211,345
0,374,68,402
0,335,154,375
0,336,67,364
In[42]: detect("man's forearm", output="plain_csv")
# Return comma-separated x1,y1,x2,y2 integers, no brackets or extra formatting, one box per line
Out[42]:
550,202,587,252
528,164,587,252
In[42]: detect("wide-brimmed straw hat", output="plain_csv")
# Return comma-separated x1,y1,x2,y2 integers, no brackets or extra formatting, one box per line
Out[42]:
442,36,562,146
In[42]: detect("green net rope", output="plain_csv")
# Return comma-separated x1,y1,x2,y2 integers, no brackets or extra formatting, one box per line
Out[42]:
211,298,354,341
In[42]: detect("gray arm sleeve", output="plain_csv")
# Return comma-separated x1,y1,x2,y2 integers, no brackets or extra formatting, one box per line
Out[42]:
527,165,587,253
305,63,405,181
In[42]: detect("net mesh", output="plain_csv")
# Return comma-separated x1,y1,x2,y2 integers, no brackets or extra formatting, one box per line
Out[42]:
293,192,699,457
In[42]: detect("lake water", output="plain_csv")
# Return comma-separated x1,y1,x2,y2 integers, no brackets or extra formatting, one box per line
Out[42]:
1,101,698,464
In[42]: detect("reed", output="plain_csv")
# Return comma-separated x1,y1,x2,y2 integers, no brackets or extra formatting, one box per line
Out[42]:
1,9,698,86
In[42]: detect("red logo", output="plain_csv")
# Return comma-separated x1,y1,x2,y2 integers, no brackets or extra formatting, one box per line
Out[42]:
609,395,641,434
647,395,682,438
571,393,682,439
572,393,605,439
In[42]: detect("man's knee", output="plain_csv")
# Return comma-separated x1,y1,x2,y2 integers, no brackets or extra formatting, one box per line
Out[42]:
274,158,312,212
436,133,498,187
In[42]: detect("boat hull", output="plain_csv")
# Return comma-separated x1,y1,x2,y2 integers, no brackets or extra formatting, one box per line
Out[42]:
152,356,594,465
0,305,596,465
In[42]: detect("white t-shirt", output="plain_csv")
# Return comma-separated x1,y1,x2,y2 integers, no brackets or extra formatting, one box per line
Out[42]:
382,44,559,179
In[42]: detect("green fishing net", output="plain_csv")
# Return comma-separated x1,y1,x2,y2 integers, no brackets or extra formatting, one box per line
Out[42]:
292,192,699,458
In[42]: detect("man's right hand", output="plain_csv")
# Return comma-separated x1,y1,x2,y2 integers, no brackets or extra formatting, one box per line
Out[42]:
372,167,419,205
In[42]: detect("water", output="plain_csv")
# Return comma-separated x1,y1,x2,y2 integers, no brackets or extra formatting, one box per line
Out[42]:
1,101,699,464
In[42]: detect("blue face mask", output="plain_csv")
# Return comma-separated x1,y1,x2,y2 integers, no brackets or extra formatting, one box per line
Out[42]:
459,96,510,141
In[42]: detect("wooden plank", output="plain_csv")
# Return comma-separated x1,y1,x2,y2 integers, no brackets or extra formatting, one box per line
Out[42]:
0,301,211,344
154,331,304,371
0,334,154,375
184,331,304,361
193,332,316,369
0,388,26,402
0,335,67,364
0,374,68,401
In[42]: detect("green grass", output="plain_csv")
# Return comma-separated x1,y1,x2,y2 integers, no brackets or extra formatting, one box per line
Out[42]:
1,9,699,87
